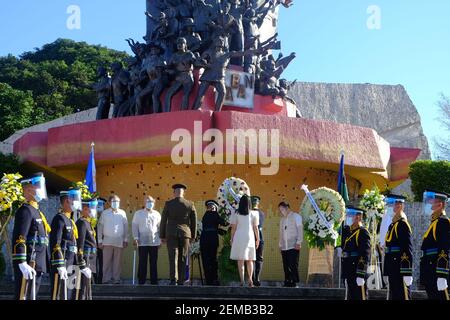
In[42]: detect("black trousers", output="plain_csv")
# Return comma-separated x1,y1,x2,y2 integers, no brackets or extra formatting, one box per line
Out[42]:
200,241,219,285
13,266,42,300
253,241,264,284
388,275,411,300
76,273,93,300
424,279,450,300
281,249,299,285
138,246,159,285
346,277,368,300
95,248,103,284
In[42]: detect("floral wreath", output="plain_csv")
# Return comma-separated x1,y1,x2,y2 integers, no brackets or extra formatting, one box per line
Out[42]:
359,186,385,223
216,177,251,283
300,187,345,250
216,177,251,218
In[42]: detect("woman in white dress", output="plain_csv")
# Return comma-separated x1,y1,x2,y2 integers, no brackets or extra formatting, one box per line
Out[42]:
230,195,260,287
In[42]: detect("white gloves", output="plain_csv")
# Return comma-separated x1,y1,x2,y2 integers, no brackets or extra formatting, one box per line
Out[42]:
356,277,365,286
437,278,448,291
403,276,413,287
336,247,342,258
57,267,69,280
81,267,92,279
19,262,36,280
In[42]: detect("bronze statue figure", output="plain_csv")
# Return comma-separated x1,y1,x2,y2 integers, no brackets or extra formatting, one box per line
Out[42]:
180,18,202,53
94,0,298,117
164,37,198,112
111,62,131,118
193,37,268,111
93,66,111,120
136,43,168,115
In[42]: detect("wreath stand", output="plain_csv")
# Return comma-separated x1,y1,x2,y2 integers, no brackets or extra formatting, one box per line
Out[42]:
189,254,204,286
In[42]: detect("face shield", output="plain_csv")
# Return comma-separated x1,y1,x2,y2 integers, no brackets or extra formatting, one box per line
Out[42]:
68,189,82,212
384,197,397,219
22,175,47,203
88,199,98,219
423,191,444,217
344,208,358,226
97,200,105,213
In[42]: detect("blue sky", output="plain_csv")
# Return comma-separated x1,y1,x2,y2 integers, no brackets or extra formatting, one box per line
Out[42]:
0,0,449,158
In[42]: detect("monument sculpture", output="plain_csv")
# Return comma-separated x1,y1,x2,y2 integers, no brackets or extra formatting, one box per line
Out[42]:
93,0,297,117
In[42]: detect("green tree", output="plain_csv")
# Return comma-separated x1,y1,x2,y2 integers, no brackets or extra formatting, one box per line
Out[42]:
0,83,35,140
409,160,450,201
0,153,20,176
0,38,130,140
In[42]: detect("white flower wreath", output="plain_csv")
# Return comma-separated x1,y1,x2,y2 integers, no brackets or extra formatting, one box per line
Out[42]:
300,187,346,249
216,177,251,216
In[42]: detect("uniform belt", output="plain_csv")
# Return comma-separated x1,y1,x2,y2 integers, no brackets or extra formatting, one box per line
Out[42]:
342,251,359,258
26,236,49,246
203,228,218,232
83,247,97,254
66,245,77,253
385,246,400,253
423,248,438,256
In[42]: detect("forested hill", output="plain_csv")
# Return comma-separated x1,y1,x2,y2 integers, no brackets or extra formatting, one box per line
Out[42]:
0,38,129,141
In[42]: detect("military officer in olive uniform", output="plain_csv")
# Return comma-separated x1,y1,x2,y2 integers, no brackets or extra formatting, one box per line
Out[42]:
12,173,50,300
49,190,80,300
341,206,371,300
383,194,413,300
160,184,197,285
420,189,450,300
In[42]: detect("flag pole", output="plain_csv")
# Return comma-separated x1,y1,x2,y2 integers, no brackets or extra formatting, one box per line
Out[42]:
337,149,345,289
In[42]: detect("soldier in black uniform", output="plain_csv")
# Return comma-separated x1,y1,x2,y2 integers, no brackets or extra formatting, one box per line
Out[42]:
200,200,227,285
341,206,371,300
12,172,50,300
420,189,450,300
383,194,413,300
49,190,79,300
251,196,265,287
75,199,98,300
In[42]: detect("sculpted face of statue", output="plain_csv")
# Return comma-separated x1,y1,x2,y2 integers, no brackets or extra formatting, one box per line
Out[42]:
177,38,187,52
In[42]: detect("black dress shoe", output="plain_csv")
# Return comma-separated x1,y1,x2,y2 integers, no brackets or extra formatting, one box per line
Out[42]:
254,280,261,287
169,280,177,286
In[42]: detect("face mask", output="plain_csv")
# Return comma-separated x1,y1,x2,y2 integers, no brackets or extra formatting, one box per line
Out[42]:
89,209,97,219
345,217,354,226
424,203,433,217
111,201,120,210
146,201,155,210
97,204,104,213
34,192,44,203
